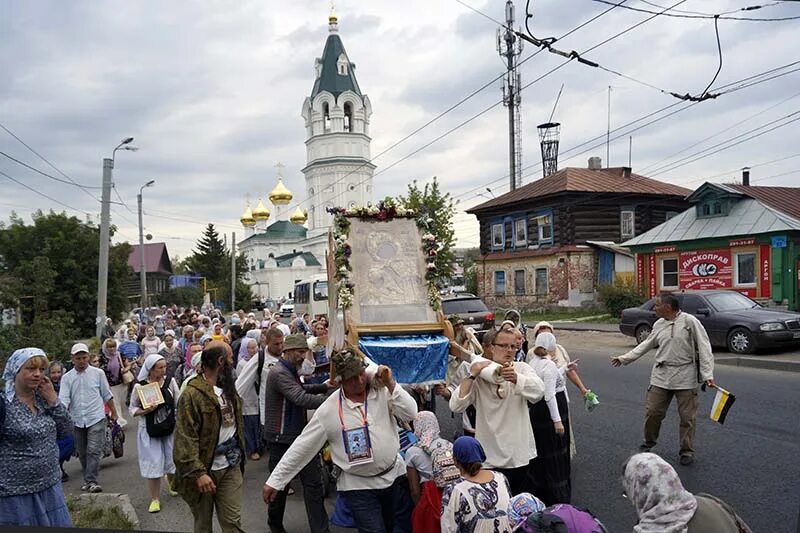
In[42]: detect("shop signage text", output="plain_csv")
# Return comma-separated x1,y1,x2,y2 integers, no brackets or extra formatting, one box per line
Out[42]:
679,250,733,290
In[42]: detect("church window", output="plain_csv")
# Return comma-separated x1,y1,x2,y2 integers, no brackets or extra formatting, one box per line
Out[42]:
349,202,357,208
309,188,314,197
323,102,331,132
348,183,356,192
344,102,353,132
337,54,348,76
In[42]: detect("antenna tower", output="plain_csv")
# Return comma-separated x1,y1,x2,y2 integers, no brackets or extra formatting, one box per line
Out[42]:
537,122,561,178
497,0,523,191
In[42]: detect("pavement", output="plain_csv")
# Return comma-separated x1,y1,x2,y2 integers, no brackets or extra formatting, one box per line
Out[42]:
61,328,799,532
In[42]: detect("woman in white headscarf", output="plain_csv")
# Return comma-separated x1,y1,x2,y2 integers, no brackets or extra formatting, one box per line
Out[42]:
129,354,180,514
236,337,261,460
622,452,752,533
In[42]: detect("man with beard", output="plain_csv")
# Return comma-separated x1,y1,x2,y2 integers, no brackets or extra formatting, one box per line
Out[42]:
174,341,246,533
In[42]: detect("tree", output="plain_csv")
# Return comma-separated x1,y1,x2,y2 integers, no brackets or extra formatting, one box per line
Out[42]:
0,211,132,336
171,254,191,275
398,177,457,283
185,224,227,282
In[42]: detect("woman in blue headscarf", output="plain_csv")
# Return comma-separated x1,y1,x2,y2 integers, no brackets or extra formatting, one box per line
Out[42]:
0,348,73,526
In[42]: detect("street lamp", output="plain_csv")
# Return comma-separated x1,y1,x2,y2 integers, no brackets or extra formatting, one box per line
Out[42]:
138,180,156,310
95,136,137,339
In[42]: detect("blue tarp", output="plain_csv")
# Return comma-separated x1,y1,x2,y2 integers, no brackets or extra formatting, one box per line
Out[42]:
358,334,449,385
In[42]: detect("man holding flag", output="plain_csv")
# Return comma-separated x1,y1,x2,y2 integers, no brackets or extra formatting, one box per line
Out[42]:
611,293,715,466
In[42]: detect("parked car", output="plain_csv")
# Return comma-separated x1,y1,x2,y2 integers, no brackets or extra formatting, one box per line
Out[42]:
279,299,295,318
441,295,495,339
619,290,800,354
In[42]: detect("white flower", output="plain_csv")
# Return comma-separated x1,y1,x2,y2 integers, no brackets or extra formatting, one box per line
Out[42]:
422,233,435,241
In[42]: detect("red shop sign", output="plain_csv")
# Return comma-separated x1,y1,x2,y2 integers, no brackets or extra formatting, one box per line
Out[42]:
648,254,657,297
760,244,771,298
637,254,645,285
679,249,733,290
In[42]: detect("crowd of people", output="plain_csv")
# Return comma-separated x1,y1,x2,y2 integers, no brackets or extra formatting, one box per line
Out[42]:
0,295,752,532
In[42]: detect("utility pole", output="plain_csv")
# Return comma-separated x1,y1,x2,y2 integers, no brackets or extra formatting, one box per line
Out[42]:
230,232,236,312
606,85,612,167
138,191,146,310
498,0,523,191
95,158,113,339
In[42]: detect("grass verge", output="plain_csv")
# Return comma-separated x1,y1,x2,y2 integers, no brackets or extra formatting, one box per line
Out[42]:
67,495,135,530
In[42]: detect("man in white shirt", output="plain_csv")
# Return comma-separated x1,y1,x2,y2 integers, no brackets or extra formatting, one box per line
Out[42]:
263,347,417,532
449,328,545,495
235,328,283,431
59,343,118,493
612,293,714,466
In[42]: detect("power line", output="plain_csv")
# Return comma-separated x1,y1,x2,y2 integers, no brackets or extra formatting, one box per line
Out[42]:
592,0,800,20
639,88,800,173
0,150,101,190
0,169,91,216
638,0,787,17
0,121,101,202
291,0,632,214
453,58,800,202
300,0,682,217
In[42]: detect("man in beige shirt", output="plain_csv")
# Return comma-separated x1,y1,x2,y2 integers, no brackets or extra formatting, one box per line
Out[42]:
612,293,714,465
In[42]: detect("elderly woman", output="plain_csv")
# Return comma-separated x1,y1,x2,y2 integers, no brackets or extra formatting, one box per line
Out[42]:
130,354,180,514
158,330,184,386
530,321,597,408
0,348,73,526
235,336,261,460
622,453,752,532
406,411,451,504
101,338,131,427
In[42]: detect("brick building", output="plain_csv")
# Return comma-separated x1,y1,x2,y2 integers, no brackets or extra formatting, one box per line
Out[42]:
466,159,690,310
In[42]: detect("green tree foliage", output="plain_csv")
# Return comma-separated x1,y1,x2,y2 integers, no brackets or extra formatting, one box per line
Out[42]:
465,265,478,295
182,224,252,311
597,280,645,317
0,211,131,337
398,177,456,283
154,286,205,308
186,224,227,283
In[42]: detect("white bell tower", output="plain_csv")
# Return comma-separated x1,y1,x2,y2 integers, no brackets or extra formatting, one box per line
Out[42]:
301,9,375,237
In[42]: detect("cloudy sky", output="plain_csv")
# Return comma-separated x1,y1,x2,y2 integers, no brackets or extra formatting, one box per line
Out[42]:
2,0,799,258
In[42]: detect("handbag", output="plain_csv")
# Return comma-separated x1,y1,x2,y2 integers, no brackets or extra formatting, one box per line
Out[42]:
111,421,125,458
122,370,135,385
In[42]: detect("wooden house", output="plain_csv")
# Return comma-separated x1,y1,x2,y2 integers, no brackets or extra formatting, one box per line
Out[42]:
466,158,691,309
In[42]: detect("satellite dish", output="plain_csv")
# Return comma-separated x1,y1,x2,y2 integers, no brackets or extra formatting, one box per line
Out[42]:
146,233,153,241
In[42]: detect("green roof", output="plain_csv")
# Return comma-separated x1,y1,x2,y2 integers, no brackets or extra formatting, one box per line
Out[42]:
311,33,361,99
239,220,307,246
274,251,321,267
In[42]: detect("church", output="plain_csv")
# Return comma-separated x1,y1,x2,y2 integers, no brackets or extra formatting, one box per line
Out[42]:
237,10,375,303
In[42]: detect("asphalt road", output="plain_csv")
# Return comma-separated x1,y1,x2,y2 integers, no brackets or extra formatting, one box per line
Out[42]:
61,330,799,532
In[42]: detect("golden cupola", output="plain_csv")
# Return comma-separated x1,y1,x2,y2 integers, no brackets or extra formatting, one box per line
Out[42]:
240,204,256,227
289,206,308,225
252,198,270,221
269,178,293,206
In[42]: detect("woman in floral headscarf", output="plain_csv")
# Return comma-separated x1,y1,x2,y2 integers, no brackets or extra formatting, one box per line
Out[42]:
0,348,73,526
622,453,752,533
406,411,451,504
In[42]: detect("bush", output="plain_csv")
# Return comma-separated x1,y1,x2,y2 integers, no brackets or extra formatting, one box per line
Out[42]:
598,282,645,318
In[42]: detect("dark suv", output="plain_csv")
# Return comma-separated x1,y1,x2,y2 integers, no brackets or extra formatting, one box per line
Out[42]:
441,295,495,339
619,290,800,354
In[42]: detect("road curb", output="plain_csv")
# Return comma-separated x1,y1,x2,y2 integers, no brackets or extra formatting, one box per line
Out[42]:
545,323,621,333
716,357,800,373
74,493,140,529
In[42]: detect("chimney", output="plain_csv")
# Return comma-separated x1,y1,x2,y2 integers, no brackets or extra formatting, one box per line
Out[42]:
742,167,750,186
622,166,632,178
588,156,602,170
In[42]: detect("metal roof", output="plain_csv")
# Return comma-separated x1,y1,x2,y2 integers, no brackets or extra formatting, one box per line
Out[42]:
274,251,321,267
725,184,800,221
623,194,800,247
128,242,172,275
311,33,361,99
467,167,691,213
239,221,308,246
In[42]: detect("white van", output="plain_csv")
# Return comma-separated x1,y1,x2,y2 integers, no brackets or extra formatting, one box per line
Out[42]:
294,276,329,320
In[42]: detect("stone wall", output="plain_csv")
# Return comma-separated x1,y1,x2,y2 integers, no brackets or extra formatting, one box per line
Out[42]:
477,250,597,311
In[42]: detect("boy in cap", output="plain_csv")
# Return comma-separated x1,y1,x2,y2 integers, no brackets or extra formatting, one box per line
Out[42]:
58,342,118,493
263,346,417,533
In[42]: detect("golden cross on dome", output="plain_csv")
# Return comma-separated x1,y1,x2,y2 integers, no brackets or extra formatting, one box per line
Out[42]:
275,161,285,177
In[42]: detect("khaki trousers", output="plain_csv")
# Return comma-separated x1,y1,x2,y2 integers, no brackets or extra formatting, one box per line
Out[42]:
644,385,698,456
189,466,245,533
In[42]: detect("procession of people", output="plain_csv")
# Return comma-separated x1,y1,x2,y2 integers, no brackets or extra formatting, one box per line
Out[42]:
0,295,753,532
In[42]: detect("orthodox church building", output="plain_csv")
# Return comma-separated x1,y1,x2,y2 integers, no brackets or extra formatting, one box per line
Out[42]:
238,11,374,302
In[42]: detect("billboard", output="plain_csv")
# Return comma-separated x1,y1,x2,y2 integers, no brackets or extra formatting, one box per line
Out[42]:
679,249,732,290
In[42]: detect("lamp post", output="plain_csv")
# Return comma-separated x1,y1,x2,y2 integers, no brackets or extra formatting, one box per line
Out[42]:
138,179,155,310
95,137,138,339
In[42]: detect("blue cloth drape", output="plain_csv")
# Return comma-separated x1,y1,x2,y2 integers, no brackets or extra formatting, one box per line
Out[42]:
358,335,449,385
